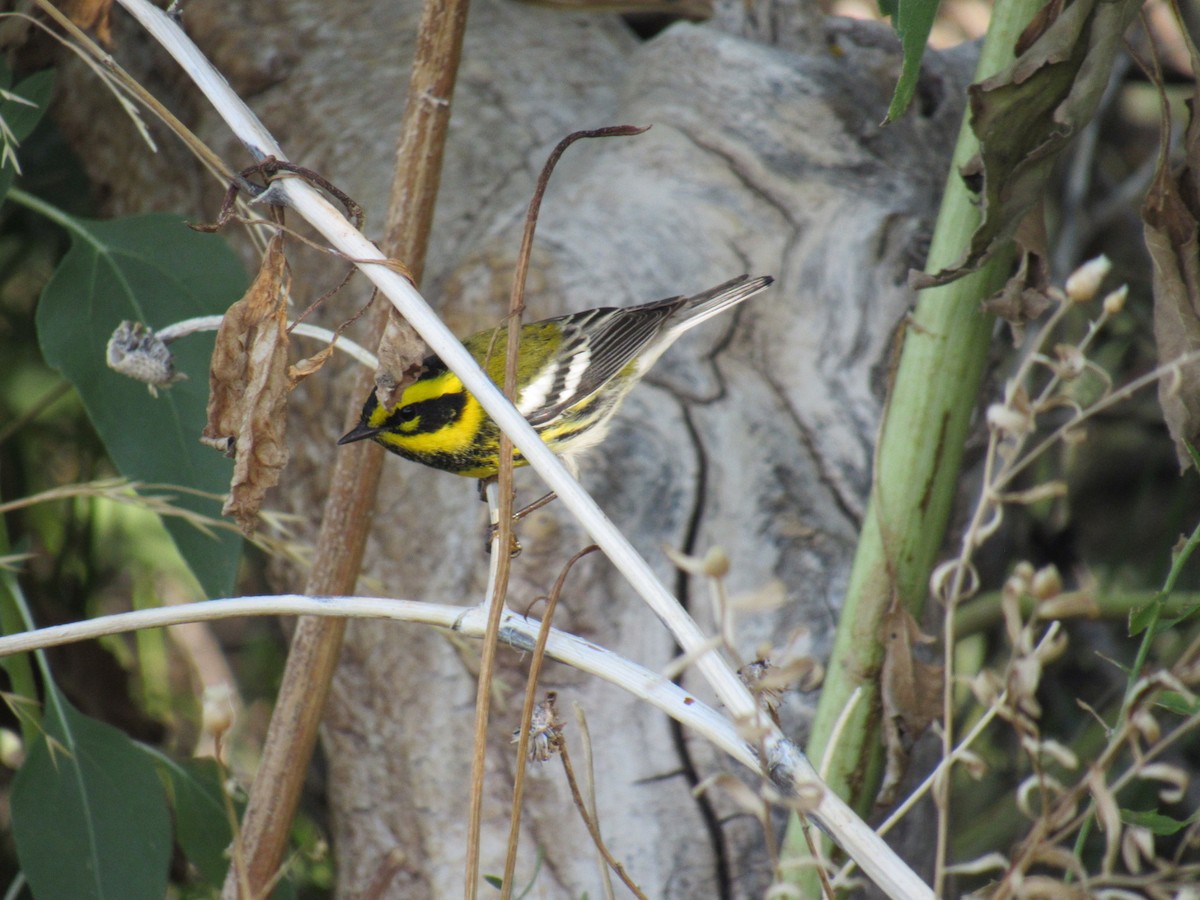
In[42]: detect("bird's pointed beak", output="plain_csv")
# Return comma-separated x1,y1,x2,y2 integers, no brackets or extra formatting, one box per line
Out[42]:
338,421,380,445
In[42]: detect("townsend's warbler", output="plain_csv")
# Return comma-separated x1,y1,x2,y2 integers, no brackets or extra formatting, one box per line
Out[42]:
338,274,773,478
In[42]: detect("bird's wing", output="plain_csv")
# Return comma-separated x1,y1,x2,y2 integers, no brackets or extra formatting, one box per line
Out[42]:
523,297,684,427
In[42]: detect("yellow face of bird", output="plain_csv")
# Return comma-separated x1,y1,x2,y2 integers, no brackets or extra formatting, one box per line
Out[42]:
343,363,512,478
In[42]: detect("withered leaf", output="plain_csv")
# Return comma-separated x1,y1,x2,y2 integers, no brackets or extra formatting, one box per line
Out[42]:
980,215,1051,338
1146,8,1200,472
920,0,1141,288
203,233,291,533
63,0,113,46
288,343,337,383
878,600,944,806
374,308,430,410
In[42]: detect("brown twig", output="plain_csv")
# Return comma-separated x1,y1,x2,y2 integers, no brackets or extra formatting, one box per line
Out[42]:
556,725,649,900
573,704,617,900
465,125,647,898
501,546,598,897
189,156,365,234
222,0,469,893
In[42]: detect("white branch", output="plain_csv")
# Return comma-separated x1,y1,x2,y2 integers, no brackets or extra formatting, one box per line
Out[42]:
103,3,932,895
155,315,379,368
0,597,756,780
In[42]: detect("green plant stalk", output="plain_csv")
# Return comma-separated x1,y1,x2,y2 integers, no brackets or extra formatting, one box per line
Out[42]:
793,0,1043,854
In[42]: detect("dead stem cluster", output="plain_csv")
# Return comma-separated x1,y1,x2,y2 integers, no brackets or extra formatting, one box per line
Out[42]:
918,257,1200,897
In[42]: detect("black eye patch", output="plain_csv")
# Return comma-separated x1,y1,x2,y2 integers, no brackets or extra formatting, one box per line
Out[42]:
387,392,466,434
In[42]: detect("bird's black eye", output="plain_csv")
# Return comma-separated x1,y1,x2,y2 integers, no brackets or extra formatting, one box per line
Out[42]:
388,404,422,433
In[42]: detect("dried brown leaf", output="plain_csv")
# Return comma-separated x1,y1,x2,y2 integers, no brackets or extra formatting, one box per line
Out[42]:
288,342,337,383
1146,6,1200,471
374,310,430,410
878,601,944,805
62,0,113,45
202,233,291,533
979,213,1052,335
917,0,1141,288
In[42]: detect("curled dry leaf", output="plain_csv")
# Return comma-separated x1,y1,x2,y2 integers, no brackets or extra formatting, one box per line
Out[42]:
913,0,1141,293
1087,767,1123,875
202,233,291,534
1138,762,1187,805
1121,824,1155,875
978,217,1051,335
1145,5,1200,472
878,601,944,805
943,852,1009,877
288,342,336,383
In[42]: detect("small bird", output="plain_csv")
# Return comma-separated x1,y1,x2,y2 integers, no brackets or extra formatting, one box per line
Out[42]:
338,274,773,478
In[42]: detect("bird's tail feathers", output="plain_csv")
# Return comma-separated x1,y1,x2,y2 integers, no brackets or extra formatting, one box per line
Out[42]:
674,273,774,332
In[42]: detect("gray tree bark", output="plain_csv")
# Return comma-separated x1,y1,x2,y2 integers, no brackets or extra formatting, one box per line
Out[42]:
54,0,975,895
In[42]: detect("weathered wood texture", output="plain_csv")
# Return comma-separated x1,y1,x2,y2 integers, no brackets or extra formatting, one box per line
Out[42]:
54,0,974,894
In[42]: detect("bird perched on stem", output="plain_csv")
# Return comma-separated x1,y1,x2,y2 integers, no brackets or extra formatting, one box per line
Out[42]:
338,274,773,479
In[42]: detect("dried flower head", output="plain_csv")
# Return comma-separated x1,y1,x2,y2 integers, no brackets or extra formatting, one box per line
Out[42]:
1030,565,1063,601
514,692,563,763
1064,255,1111,303
1101,284,1128,316
106,321,187,396
201,684,237,742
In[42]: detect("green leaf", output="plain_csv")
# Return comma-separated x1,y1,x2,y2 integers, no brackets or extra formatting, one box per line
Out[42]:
0,526,39,745
1130,593,1200,636
1155,691,1200,716
11,685,172,900
151,752,234,887
1121,806,1200,835
1129,594,1164,636
36,211,245,598
883,0,941,124
0,67,55,199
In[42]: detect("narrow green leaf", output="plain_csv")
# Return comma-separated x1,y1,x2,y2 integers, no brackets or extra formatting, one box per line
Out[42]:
11,685,172,900
35,210,245,598
151,752,234,887
1154,601,1200,633
0,521,39,744
0,66,55,199
883,0,941,124
1155,691,1200,716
